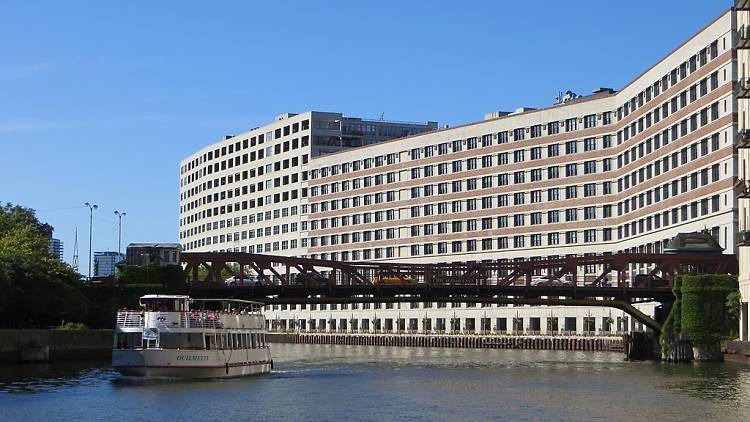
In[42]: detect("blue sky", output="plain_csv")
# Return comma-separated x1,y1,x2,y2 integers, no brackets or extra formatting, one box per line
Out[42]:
0,0,729,273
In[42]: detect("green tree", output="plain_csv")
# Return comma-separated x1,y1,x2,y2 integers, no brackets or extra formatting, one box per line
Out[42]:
0,203,88,328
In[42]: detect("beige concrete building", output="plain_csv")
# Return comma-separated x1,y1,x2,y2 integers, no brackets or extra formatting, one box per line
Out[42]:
736,1,750,342
181,7,740,336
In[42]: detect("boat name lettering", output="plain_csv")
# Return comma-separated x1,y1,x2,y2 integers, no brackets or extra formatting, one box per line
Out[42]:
176,355,209,361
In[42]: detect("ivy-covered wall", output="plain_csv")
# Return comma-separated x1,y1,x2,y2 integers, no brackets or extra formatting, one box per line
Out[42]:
661,274,738,353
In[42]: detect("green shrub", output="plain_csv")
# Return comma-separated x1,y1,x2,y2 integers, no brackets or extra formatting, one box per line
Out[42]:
57,322,88,330
660,274,739,354
680,275,738,347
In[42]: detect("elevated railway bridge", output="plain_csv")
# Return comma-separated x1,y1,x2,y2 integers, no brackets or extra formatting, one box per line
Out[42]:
182,252,737,333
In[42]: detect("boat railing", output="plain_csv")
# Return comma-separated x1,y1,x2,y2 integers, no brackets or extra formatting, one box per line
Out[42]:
188,312,224,329
116,310,143,328
116,310,262,330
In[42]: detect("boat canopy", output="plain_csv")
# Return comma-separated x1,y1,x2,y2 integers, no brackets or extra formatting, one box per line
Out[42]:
191,298,265,312
137,295,264,312
139,295,190,312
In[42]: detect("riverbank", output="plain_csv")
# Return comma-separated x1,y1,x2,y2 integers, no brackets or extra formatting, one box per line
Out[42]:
0,329,112,364
724,340,750,365
267,332,623,351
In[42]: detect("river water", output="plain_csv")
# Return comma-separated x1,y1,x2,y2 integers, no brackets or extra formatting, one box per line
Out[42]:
1,344,749,421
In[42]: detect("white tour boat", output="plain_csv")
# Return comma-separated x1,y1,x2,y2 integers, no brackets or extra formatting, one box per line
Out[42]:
112,295,272,378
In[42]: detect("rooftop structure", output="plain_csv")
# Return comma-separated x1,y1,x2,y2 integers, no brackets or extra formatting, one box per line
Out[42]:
126,243,181,267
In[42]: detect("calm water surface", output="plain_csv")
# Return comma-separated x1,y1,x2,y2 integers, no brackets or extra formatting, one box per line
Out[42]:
1,344,749,421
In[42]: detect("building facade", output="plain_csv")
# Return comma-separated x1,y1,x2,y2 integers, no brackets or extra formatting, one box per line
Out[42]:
93,251,125,277
48,237,63,261
736,1,750,342
179,111,437,258
126,243,181,267
181,8,740,336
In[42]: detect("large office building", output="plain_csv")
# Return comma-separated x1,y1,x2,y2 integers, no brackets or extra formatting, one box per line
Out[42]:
181,7,741,336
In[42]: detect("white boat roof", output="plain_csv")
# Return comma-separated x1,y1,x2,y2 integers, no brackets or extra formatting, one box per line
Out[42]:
139,295,264,306
140,295,190,300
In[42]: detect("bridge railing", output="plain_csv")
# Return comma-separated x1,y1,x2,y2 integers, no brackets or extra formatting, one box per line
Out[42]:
268,328,631,337
182,251,737,288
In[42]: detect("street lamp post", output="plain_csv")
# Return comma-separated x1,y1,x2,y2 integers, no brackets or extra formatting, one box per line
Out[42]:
114,210,126,256
84,202,98,280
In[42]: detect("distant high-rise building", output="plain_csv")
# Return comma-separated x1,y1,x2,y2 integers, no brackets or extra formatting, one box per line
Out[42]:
48,238,63,261
94,251,125,277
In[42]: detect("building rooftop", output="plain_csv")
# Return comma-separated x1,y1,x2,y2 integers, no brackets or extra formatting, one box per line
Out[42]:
664,232,724,254
127,243,181,249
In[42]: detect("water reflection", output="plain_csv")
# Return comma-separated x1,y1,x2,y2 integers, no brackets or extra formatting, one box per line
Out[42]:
658,362,750,403
0,359,113,393
0,345,748,421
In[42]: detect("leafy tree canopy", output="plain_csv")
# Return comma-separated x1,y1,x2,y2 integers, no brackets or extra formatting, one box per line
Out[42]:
0,203,88,328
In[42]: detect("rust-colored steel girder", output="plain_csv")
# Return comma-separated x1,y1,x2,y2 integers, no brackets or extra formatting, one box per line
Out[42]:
182,251,737,288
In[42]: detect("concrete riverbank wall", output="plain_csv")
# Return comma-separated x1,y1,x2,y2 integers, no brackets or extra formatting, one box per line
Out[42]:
0,329,113,364
267,333,623,352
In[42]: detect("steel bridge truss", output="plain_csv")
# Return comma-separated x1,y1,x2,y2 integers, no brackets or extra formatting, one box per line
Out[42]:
182,252,737,333
182,252,734,288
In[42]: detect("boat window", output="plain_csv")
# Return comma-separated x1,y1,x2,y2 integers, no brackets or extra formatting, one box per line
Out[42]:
143,299,177,312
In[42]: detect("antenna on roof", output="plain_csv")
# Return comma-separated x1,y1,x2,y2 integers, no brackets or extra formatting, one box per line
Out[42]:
379,112,385,121
554,90,580,105
72,226,79,272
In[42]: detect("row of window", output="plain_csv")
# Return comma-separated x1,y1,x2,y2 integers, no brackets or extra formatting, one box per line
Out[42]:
181,119,310,175
308,195,721,260
306,127,723,222
308,185,721,253
616,72,721,146
182,150,309,202
182,165,307,215
181,187,304,228
303,42,723,186
183,237,303,253
308,97,721,204
616,39,719,121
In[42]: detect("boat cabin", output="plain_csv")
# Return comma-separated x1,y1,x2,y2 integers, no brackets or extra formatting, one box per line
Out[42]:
116,295,266,351
140,295,190,312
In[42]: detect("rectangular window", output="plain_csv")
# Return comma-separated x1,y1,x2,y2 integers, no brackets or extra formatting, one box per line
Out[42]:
565,140,577,154
583,114,596,128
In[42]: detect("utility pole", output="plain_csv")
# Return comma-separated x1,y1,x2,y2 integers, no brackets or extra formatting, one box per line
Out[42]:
114,210,126,256
84,202,98,280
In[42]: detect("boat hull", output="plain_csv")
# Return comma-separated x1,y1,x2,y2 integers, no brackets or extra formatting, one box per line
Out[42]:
112,348,272,378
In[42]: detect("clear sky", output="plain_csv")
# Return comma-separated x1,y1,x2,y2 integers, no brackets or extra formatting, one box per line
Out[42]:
0,0,730,274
